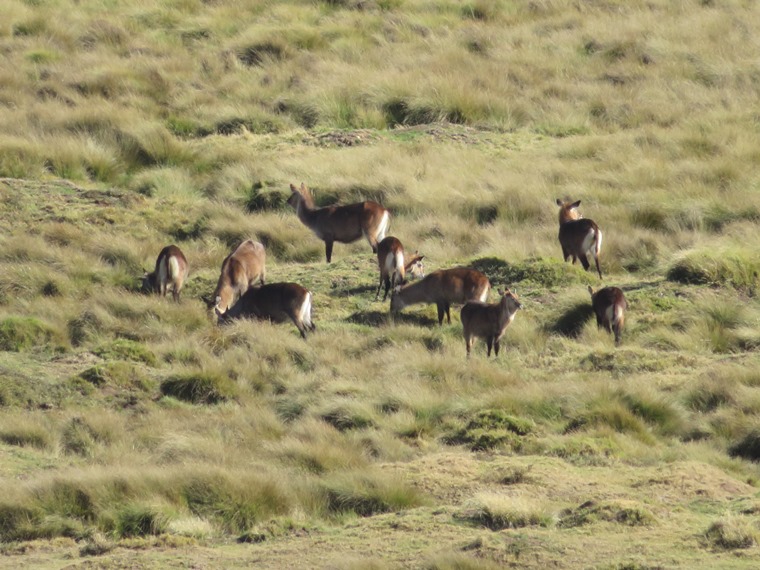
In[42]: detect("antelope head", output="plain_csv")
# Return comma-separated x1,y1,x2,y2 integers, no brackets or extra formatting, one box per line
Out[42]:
556,198,583,224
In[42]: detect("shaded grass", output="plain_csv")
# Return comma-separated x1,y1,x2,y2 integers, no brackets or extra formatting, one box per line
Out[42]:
160,371,238,404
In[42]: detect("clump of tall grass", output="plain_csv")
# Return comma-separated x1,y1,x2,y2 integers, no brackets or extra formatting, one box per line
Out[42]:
320,470,425,517
181,469,293,532
78,362,153,392
0,316,67,352
444,409,534,451
703,516,758,550
320,400,377,432
456,494,554,530
667,246,759,290
160,370,238,404
558,500,655,528
470,256,592,290
0,416,53,450
113,504,170,538
93,339,157,366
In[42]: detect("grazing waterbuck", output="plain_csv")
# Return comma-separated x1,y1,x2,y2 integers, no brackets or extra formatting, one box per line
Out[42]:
216,283,316,339
460,288,522,358
588,286,627,345
211,240,266,314
390,268,491,325
287,182,390,263
142,245,188,302
375,236,425,301
556,198,603,279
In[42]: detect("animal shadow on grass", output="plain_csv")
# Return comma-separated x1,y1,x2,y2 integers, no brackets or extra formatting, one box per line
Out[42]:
344,311,438,328
342,284,376,297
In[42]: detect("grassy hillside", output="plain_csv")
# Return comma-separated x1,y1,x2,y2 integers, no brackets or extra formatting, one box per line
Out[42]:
2,0,760,568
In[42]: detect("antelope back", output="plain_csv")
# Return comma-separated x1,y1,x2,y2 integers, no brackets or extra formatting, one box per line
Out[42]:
214,240,266,312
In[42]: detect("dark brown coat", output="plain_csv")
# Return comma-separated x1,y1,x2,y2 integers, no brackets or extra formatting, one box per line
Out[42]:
461,289,522,357
589,286,626,344
217,282,315,339
556,199,603,279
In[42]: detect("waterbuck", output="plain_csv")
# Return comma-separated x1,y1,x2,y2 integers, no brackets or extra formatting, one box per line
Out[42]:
216,283,316,339
211,240,266,314
375,236,425,301
556,198,603,279
287,182,390,263
390,268,490,325
142,245,188,302
460,288,522,358
588,285,626,345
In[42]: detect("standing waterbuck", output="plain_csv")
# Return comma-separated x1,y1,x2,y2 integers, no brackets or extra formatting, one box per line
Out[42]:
460,288,522,358
211,240,266,315
556,199,603,279
589,286,627,345
375,236,425,301
287,182,390,263
216,283,316,339
390,268,490,325
142,245,188,302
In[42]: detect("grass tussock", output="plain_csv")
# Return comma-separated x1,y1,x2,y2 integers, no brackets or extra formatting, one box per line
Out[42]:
321,471,425,517
445,409,534,452
558,500,656,528
456,494,554,531
667,247,760,290
0,316,67,352
160,371,238,404
703,517,758,550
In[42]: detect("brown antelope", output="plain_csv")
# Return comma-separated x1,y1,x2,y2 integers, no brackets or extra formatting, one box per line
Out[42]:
390,268,491,325
211,240,266,314
556,199,603,279
287,182,390,263
460,288,522,358
375,236,425,301
216,283,316,339
142,245,188,302
588,286,627,345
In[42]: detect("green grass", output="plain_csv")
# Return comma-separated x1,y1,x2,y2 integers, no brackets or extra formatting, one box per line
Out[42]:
1,0,760,567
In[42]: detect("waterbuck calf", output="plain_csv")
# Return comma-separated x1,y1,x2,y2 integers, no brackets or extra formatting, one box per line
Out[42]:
216,283,316,339
460,288,522,358
390,268,491,326
588,286,627,345
375,236,425,301
556,199,603,279
211,240,266,314
288,182,390,263
142,245,188,302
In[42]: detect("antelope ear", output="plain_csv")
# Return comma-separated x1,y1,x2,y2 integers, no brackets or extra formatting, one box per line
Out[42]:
417,255,425,261
497,288,505,296
290,183,298,193
555,198,563,206
571,200,582,209
588,285,594,297
300,182,307,192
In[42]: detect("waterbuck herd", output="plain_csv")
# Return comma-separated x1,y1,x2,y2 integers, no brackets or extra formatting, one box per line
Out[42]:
143,183,627,356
